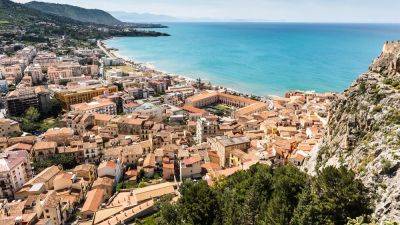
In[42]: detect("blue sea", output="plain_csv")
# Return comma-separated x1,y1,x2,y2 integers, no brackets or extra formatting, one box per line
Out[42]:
105,23,400,96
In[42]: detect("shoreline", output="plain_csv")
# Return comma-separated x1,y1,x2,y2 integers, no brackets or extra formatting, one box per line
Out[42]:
99,39,332,99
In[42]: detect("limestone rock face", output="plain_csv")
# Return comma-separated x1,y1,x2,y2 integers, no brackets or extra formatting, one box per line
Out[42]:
307,41,400,222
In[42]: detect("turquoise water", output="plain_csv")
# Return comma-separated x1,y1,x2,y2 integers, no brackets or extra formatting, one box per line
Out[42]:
105,23,400,96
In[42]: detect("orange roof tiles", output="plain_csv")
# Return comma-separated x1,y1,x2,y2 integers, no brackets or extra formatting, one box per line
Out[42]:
182,156,201,165
181,105,208,115
33,141,57,150
82,188,105,213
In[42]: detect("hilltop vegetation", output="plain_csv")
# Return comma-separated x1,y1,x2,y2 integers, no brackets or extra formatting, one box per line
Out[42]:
0,0,168,47
24,1,168,28
25,1,123,26
150,164,372,225
307,41,400,222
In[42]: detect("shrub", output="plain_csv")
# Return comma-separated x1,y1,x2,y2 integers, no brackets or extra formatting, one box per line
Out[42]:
381,159,394,175
372,105,383,113
359,81,366,93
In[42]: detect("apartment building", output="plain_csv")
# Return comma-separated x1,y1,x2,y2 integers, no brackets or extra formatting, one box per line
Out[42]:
47,62,81,84
43,127,75,145
208,136,251,168
179,156,202,179
6,88,39,116
0,118,21,137
0,150,32,199
33,51,57,70
54,84,118,109
24,64,44,85
196,117,220,144
32,141,57,160
71,98,117,115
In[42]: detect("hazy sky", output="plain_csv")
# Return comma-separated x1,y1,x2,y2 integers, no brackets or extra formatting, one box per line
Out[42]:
15,0,400,23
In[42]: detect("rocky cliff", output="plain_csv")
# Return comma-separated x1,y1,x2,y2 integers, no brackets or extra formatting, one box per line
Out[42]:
307,41,400,222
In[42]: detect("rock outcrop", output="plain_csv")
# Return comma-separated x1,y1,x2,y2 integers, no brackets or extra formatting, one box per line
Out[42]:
307,41,400,222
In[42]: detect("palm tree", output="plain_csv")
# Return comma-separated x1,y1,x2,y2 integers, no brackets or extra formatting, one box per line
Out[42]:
196,78,202,90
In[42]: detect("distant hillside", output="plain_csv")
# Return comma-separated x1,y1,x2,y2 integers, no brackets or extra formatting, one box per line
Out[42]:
0,0,82,26
0,0,168,46
110,11,181,23
25,1,122,26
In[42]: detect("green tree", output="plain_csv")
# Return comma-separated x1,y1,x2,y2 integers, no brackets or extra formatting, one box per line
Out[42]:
24,106,40,121
32,154,78,173
263,193,293,225
48,98,62,117
291,166,372,225
158,202,180,225
21,107,40,132
155,165,372,225
195,78,203,90
177,180,220,225
261,165,307,225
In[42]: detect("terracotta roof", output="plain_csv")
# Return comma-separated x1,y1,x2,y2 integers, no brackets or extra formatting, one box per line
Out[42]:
131,182,176,203
143,153,155,168
182,156,201,165
201,162,221,171
54,172,74,181
73,164,95,172
0,150,28,172
25,165,60,187
181,105,208,115
33,141,57,150
121,117,145,126
99,160,117,169
43,191,59,208
162,162,174,169
82,188,105,213
235,102,268,116
93,177,114,188
185,91,218,103
44,127,74,137
5,143,32,152
71,99,115,112
93,113,113,122
289,153,306,162
207,150,219,158
125,169,138,177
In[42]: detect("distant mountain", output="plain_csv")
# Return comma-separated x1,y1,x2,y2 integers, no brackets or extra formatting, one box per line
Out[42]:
25,1,122,26
110,11,181,23
0,0,168,46
0,0,83,26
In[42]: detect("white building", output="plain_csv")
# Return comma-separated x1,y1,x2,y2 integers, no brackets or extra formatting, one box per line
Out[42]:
0,151,32,199
180,156,202,180
196,117,219,144
98,160,122,183
71,99,117,115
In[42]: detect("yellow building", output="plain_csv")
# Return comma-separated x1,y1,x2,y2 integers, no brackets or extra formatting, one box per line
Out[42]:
185,90,268,118
0,118,21,137
208,136,251,168
55,85,118,109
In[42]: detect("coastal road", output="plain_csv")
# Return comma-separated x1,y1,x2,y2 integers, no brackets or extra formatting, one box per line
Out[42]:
97,40,116,59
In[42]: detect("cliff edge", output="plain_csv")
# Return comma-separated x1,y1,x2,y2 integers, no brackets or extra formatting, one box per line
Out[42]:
307,41,400,222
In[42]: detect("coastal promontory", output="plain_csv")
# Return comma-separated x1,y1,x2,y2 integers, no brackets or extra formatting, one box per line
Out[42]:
307,41,400,222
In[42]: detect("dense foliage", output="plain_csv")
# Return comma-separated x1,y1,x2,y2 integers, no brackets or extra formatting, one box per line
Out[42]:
25,1,122,26
0,0,168,48
32,154,78,173
13,104,61,134
155,164,372,225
